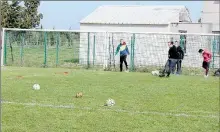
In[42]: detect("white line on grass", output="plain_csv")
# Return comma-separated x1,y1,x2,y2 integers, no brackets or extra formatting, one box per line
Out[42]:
1,101,218,119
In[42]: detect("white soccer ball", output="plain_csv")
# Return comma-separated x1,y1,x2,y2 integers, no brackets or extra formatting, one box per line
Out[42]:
106,98,115,106
33,84,40,90
151,70,160,76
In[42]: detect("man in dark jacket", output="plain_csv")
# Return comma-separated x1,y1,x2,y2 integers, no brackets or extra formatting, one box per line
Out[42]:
175,41,184,75
159,41,178,77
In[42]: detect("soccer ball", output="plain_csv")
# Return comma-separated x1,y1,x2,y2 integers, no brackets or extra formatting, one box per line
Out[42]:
33,84,40,90
151,70,160,76
105,98,115,106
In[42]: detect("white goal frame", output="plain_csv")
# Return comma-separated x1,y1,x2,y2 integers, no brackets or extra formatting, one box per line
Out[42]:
1,29,4,67
1,28,220,68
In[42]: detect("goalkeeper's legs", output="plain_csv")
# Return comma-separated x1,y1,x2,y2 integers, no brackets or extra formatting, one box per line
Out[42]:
202,61,210,77
120,55,128,72
123,55,128,70
120,56,123,72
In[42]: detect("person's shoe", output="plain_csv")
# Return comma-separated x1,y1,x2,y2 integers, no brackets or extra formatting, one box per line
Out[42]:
159,74,165,77
204,75,208,78
125,70,129,73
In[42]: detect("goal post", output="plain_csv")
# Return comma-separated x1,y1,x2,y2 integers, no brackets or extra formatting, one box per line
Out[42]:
1,28,4,66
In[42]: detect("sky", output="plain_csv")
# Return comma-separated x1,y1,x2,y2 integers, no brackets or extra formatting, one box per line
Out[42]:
39,1,203,30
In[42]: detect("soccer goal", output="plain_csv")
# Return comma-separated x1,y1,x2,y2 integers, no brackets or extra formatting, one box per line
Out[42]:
1,28,220,73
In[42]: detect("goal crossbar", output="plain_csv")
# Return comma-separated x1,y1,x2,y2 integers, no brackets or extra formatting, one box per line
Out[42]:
2,28,220,36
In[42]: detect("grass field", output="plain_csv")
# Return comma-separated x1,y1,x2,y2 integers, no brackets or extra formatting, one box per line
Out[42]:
2,67,219,132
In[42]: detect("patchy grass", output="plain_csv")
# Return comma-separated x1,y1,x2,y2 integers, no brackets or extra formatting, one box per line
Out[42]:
2,67,219,132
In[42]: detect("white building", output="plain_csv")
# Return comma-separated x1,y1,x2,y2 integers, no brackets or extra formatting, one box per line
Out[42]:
80,5,192,32
79,5,219,68
201,0,220,34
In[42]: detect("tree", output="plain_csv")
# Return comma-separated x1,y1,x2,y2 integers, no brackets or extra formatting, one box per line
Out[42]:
1,0,43,29
1,1,10,28
22,0,43,28
1,0,22,28
9,0,23,28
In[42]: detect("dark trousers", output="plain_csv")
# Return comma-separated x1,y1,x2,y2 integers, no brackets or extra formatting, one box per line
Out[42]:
167,59,178,76
120,55,128,72
202,61,210,69
202,61,210,75
161,59,177,77
176,59,182,74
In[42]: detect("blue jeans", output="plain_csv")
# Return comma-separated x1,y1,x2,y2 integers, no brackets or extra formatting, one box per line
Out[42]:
167,59,178,77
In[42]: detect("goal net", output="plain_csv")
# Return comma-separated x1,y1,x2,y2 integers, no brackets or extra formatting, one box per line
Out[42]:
1,28,220,74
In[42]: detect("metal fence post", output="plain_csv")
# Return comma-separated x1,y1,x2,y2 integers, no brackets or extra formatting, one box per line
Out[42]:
212,38,216,69
112,33,115,69
93,34,95,66
3,31,7,65
56,32,60,67
109,36,111,68
130,35,133,71
87,32,90,68
20,33,24,66
44,32,47,67
130,33,135,71
132,33,135,71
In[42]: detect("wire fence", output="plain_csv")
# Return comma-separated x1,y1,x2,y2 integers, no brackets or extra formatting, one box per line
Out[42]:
1,28,220,74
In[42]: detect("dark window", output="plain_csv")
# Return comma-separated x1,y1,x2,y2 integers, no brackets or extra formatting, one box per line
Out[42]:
179,30,187,53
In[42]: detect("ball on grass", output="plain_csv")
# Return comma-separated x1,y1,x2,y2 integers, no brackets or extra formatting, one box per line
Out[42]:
151,70,160,76
33,84,40,90
105,98,115,106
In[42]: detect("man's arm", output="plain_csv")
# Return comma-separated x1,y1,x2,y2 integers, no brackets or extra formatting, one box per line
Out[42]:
180,47,184,59
168,48,171,58
115,45,120,55
126,46,130,55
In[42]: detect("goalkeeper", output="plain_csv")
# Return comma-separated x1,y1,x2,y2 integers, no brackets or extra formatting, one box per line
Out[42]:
115,39,130,72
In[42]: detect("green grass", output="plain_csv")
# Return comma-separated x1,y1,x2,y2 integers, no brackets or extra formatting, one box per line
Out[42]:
2,67,219,132
5,45,79,68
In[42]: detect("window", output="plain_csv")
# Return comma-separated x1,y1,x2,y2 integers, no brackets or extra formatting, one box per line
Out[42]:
179,30,187,53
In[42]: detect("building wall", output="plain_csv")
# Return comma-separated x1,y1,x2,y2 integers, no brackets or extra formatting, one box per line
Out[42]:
201,1,220,31
169,23,213,33
80,23,169,32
